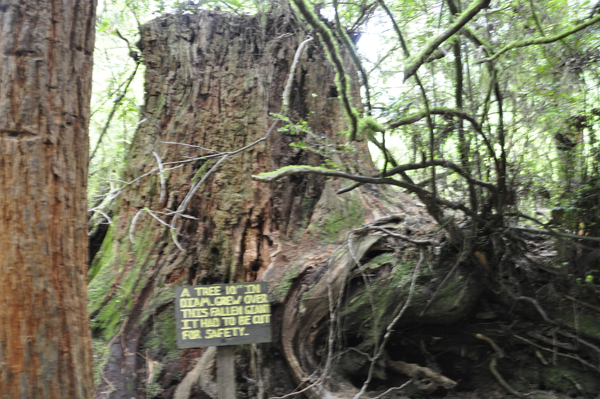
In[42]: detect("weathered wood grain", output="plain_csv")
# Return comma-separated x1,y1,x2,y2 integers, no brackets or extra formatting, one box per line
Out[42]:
0,0,96,397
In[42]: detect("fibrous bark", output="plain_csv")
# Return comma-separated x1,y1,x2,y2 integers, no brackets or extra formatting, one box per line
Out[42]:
89,8,384,399
0,0,96,397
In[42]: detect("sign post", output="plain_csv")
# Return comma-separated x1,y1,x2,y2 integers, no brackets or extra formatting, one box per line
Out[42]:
217,346,235,399
175,282,272,398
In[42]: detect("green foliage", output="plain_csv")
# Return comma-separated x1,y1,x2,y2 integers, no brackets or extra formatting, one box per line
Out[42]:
274,114,357,168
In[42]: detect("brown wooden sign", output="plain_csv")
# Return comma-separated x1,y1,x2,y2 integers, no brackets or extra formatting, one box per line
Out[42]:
175,282,272,348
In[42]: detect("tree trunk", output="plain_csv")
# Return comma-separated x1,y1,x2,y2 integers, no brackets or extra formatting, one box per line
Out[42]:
89,7,398,399
0,1,96,398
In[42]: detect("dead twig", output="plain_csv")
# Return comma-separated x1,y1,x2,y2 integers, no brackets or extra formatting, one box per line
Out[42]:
92,209,113,225
268,370,322,399
129,209,144,244
512,295,556,325
475,333,523,397
282,35,313,116
161,141,223,154
153,151,167,205
89,164,185,210
475,333,505,358
513,334,600,373
562,294,600,315
489,356,523,398
527,331,576,351
557,331,600,362
511,226,600,243
370,379,412,399
367,226,432,245
388,361,457,390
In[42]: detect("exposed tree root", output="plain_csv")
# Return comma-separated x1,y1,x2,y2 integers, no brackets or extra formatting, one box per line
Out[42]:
388,361,457,392
489,356,523,398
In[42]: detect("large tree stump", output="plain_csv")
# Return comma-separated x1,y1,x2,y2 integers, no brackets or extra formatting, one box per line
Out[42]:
89,8,392,399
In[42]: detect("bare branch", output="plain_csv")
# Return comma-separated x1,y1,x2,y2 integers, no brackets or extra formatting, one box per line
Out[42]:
88,164,186,213
371,380,413,399
282,36,313,116
152,151,167,205
144,208,174,229
92,209,113,225
489,356,523,398
387,107,498,166
255,159,496,193
511,226,600,243
513,334,600,373
367,226,432,245
253,165,482,221
403,0,491,81
170,155,230,235
383,159,497,192
129,209,144,244
482,13,600,63
161,141,223,154
90,63,140,162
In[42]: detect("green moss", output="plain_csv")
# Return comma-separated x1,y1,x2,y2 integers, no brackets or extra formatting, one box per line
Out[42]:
89,215,158,339
253,165,336,181
556,307,600,340
191,160,209,183
92,338,109,387
425,278,463,313
273,263,302,302
88,225,115,282
88,225,124,316
145,311,180,361
141,286,176,324
88,262,116,315
146,362,164,397
358,116,385,137
342,254,414,345
539,359,600,395
317,193,364,243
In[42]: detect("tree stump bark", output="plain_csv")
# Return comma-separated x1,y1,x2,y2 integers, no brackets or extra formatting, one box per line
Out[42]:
90,8,391,399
